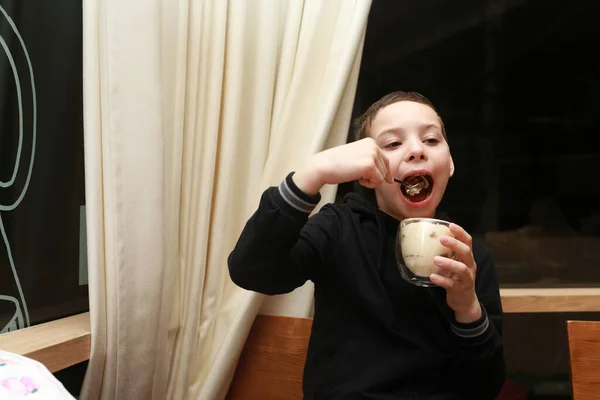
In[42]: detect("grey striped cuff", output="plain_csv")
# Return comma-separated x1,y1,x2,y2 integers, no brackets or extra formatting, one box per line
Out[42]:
278,179,319,214
451,314,490,338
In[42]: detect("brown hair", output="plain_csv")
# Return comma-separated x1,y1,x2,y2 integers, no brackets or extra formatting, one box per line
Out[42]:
352,91,447,141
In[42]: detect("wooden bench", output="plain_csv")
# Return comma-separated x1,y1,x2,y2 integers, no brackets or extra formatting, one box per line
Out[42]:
567,320,600,400
227,314,524,399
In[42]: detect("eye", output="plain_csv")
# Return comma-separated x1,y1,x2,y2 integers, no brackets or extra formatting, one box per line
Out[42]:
424,138,440,144
384,141,401,149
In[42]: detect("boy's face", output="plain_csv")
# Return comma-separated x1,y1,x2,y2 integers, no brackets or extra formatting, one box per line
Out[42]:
370,101,454,221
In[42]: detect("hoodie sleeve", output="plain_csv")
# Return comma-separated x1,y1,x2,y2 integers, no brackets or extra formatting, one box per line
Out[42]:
228,172,339,295
448,239,506,399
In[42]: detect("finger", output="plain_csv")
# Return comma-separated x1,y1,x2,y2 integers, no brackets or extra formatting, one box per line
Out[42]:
368,154,387,187
377,150,393,183
440,235,472,259
358,179,374,189
372,151,388,184
434,256,471,279
359,166,384,188
449,223,473,249
430,273,455,290
359,178,380,189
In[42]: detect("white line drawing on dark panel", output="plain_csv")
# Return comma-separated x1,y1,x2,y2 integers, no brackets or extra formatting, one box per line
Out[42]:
0,5,37,333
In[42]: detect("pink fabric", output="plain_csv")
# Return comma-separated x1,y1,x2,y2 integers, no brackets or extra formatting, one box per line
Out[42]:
0,350,75,399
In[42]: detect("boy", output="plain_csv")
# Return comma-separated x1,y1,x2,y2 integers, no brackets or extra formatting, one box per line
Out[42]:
228,91,505,399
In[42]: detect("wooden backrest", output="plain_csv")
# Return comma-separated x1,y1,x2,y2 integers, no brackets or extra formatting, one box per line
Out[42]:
226,315,313,400
227,314,523,399
567,320,600,400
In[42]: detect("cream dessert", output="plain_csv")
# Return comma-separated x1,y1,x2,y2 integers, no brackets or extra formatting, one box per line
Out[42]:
404,174,429,196
399,218,455,278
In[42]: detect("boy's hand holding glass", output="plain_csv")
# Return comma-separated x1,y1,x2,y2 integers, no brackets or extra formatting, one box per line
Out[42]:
430,223,482,324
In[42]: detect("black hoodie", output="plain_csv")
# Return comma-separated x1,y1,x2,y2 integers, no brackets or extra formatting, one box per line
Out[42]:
228,173,506,400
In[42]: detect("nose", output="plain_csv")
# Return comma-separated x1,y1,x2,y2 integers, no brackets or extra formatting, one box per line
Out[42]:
404,139,427,162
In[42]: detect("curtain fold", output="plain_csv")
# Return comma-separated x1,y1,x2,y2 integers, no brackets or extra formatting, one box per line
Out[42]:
81,1,169,399
81,1,371,399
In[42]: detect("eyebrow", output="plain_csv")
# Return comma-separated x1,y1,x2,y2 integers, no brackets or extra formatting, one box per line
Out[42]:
377,123,442,138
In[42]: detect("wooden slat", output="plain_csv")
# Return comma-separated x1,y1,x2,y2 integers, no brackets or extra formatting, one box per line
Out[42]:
501,288,600,313
567,320,600,400
0,312,90,372
226,315,313,400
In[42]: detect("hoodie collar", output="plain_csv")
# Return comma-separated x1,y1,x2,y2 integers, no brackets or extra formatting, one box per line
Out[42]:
342,192,448,235
342,193,400,236
377,209,402,236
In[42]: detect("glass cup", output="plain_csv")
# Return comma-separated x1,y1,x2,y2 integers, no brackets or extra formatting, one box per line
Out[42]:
395,217,456,287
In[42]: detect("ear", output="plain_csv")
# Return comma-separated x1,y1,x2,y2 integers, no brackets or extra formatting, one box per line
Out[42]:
449,156,455,177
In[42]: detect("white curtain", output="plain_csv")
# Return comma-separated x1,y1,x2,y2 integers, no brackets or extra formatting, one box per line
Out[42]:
81,0,371,399
81,1,169,399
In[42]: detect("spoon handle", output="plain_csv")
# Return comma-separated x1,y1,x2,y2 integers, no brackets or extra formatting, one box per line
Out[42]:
394,178,409,186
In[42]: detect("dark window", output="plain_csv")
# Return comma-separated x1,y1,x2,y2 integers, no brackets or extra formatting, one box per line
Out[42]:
346,1,600,396
345,0,600,289
0,0,86,333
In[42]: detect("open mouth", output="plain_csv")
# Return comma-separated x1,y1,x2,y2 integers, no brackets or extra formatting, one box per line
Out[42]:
400,173,433,203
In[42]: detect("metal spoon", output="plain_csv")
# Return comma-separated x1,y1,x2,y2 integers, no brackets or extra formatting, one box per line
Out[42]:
394,177,429,188
394,177,429,196
394,178,411,186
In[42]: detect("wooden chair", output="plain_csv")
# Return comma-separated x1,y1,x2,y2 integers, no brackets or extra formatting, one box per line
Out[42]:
226,315,313,400
227,314,523,399
567,320,600,400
